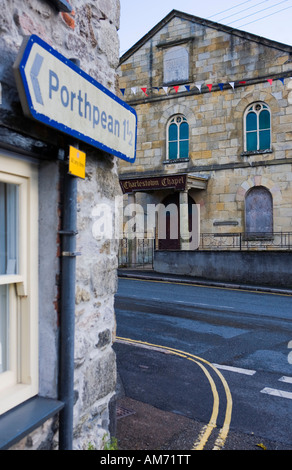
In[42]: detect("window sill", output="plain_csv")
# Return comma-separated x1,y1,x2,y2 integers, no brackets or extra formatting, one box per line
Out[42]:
0,396,64,449
163,158,189,164
241,149,273,157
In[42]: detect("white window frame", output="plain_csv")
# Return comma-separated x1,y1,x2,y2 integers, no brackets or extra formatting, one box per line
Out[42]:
0,154,38,416
166,115,189,161
243,102,272,153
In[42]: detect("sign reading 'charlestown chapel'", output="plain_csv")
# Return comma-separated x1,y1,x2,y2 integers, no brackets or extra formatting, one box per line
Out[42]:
120,174,187,193
13,35,137,163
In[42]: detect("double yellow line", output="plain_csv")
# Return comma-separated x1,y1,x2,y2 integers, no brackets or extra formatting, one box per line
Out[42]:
116,336,233,451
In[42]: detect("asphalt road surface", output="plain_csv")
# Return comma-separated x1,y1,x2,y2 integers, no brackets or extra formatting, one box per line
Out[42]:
114,277,292,450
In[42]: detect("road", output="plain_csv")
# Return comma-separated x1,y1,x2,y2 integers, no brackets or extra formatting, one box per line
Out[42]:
114,277,292,450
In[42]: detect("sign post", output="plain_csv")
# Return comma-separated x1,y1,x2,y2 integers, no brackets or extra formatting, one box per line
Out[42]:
13,35,137,163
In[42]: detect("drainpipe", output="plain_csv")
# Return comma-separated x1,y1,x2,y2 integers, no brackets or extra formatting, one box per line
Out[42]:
58,58,80,451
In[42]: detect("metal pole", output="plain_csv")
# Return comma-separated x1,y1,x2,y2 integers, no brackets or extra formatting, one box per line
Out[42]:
58,57,80,450
58,160,78,450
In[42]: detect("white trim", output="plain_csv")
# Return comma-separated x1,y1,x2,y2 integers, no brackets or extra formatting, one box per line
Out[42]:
0,154,39,416
243,101,272,152
166,114,189,160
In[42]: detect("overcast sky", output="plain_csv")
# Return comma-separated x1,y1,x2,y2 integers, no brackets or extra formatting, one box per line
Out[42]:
118,0,292,55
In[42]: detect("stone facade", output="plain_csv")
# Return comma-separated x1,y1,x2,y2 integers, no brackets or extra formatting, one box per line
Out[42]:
0,0,121,450
118,10,292,252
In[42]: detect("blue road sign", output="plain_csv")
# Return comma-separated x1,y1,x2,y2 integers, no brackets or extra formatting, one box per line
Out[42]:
13,35,137,163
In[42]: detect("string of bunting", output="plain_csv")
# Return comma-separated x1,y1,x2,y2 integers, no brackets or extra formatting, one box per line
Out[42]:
120,76,291,97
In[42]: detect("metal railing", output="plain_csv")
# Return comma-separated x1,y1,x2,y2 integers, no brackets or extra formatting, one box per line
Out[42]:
118,232,292,267
200,232,292,251
118,237,154,268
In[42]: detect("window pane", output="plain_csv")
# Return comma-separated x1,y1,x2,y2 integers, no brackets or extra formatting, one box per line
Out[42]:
246,132,257,151
246,112,257,131
169,123,178,142
180,122,189,140
0,183,18,275
169,141,178,159
259,130,271,150
179,140,189,158
259,110,270,130
0,285,8,373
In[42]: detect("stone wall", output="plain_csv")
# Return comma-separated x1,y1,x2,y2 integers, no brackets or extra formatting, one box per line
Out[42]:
1,0,121,450
154,250,292,288
73,153,120,450
0,0,119,86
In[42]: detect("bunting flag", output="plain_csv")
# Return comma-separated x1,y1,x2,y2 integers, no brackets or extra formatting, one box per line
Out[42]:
120,76,289,98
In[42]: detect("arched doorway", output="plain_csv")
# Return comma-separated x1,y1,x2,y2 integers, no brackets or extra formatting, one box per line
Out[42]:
158,193,196,250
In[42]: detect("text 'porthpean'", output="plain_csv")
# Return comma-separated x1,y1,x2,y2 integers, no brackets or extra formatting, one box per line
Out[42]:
14,35,137,162
48,70,133,146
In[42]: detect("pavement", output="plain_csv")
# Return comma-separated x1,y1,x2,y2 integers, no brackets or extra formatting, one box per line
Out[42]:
117,267,292,296
115,394,292,451
114,268,292,451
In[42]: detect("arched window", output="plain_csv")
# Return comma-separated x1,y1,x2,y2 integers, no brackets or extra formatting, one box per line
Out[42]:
245,186,273,236
167,115,189,160
244,102,271,152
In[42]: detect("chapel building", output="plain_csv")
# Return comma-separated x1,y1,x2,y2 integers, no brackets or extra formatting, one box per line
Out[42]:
117,9,292,266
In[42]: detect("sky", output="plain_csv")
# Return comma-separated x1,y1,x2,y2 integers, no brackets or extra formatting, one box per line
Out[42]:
118,0,292,55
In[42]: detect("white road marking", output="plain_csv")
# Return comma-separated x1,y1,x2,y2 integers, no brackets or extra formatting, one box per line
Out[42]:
212,364,256,376
261,387,292,400
279,376,292,384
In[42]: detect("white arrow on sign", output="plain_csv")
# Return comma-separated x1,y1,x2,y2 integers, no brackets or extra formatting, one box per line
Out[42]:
13,35,137,163
30,53,44,105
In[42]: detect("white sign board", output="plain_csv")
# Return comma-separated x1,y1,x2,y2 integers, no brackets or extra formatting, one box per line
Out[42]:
14,35,137,163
